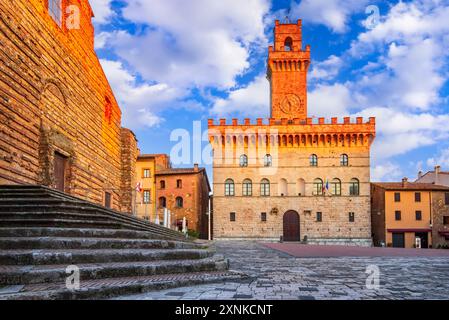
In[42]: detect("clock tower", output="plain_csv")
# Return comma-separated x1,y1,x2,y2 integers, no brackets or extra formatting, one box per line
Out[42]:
267,19,310,120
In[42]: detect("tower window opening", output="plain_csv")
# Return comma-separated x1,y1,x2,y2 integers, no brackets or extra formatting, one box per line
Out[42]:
284,37,293,51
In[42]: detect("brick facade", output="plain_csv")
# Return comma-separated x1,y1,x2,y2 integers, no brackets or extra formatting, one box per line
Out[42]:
0,0,138,212
208,20,376,245
155,165,211,239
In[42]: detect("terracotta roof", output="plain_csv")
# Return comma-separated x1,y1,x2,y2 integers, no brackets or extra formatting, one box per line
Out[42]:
137,154,168,159
372,182,449,191
156,168,205,175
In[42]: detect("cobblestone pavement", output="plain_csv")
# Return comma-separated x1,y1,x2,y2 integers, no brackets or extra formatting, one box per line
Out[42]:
113,241,449,300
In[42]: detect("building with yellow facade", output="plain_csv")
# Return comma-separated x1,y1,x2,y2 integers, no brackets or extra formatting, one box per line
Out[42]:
371,179,449,248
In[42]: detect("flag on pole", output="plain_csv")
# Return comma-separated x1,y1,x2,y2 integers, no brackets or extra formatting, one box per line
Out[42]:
135,182,142,193
325,179,329,194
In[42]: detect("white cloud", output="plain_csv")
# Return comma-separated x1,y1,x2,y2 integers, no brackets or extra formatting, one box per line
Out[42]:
356,107,449,160
100,59,188,128
211,74,269,118
371,162,402,182
427,148,449,168
90,0,114,24
310,55,343,81
290,0,370,33
104,0,270,89
308,83,352,117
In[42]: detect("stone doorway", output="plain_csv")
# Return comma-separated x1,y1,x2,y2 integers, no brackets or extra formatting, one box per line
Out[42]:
53,152,67,192
283,210,300,241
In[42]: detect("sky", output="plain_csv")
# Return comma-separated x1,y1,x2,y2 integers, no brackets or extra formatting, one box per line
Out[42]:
91,0,449,183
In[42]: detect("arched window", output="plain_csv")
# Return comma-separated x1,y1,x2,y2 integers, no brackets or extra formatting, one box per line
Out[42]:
225,179,235,196
264,154,272,167
278,178,288,196
313,178,323,196
297,178,305,196
340,154,349,166
349,178,360,196
239,154,248,167
260,179,270,196
284,37,293,51
331,178,341,196
242,179,252,196
310,154,318,166
159,197,166,208
176,197,183,208
160,180,166,189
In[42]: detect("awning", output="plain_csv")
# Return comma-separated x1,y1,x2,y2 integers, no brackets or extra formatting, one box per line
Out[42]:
387,228,432,233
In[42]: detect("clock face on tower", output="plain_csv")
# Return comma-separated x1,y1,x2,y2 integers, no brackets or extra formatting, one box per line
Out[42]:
279,94,305,116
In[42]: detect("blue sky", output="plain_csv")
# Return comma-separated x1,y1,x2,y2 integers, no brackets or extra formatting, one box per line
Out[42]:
91,0,449,183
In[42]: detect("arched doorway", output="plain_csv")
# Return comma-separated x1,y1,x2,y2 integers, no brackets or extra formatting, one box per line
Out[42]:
283,210,300,241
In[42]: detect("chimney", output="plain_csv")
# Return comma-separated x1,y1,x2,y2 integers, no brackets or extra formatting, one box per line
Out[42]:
194,163,199,172
402,177,408,187
435,165,441,185
418,171,423,180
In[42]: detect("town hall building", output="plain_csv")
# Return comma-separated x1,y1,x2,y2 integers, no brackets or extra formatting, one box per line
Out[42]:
208,19,376,246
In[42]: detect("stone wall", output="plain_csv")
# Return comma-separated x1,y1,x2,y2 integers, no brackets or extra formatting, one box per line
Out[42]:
210,140,373,245
0,0,136,211
120,128,138,213
432,191,449,247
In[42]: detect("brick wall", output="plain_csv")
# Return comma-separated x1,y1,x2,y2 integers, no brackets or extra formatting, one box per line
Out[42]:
0,0,136,211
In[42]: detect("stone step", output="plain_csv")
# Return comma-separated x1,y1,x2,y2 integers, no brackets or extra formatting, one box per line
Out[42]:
0,271,246,300
0,218,147,232
0,237,201,250
0,227,167,240
0,215,185,241
0,205,185,240
0,248,214,265
0,255,229,285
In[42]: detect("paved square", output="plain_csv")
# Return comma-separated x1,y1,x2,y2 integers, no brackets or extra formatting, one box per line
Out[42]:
113,241,449,300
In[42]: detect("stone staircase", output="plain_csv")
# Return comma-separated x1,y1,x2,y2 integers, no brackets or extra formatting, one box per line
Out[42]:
0,185,243,300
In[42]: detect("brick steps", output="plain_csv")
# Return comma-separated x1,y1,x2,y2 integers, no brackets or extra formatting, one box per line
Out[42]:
0,256,229,285
0,186,240,300
0,227,172,240
0,271,245,300
0,248,215,266
0,185,185,241
0,237,202,250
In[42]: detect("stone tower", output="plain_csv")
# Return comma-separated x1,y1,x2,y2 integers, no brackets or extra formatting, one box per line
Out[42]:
267,19,310,120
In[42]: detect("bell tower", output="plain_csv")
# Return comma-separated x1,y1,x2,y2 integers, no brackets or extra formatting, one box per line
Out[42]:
267,19,310,120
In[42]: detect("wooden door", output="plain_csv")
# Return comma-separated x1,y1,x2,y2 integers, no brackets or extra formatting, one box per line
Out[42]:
54,152,66,192
283,211,300,241
392,233,405,248
104,192,112,209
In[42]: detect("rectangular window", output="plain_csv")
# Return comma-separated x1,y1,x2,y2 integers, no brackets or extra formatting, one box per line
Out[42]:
316,212,322,222
48,0,62,27
143,169,151,178
177,179,182,188
349,212,355,222
415,210,422,221
143,190,151,204
261,212,267,222
394,192,401,202
444,216,449,225
230,212,236,222
395,210,401,221
445,193,449,205
415,192,421,202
